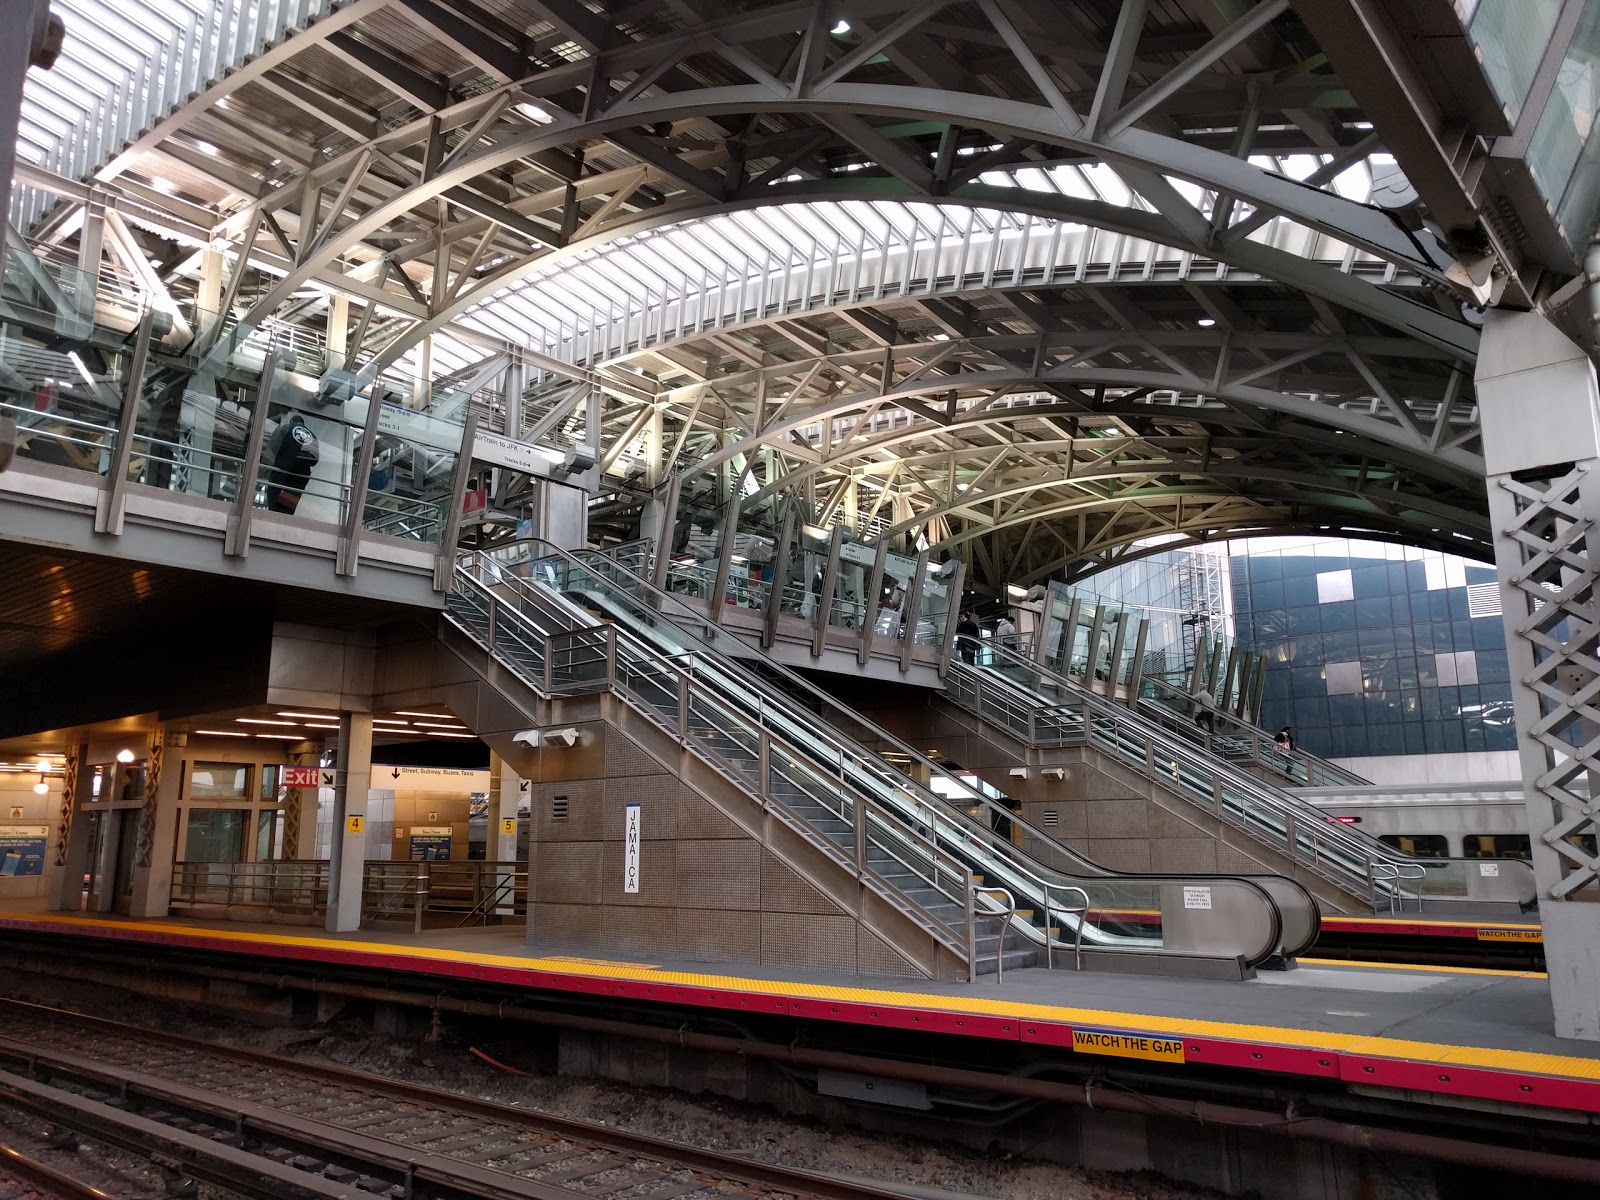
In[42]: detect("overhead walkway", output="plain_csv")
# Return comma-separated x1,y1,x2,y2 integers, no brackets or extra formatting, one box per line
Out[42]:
440,541,1324,981
0,236,471,606
943,641,1536,917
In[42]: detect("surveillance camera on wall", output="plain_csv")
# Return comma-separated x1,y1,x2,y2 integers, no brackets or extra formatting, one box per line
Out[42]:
546,728,580,747
1008,767,1028,779
511,730,540,747
1041,767,1066,781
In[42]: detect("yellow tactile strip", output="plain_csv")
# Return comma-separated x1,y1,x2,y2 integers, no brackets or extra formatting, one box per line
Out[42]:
4,912,1597,1089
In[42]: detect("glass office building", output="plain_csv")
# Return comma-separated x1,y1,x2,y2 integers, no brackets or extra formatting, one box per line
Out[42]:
1068,546,1231,685
1226,538,1512,760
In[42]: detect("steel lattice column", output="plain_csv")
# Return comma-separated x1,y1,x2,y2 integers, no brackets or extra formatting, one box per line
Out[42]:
1478,311,1600,1041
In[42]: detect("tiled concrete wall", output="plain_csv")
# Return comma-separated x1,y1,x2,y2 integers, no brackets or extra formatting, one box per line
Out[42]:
526,721,921,978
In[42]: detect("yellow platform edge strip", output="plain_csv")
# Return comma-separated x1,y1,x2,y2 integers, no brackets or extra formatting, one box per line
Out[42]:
6,913,1596,1086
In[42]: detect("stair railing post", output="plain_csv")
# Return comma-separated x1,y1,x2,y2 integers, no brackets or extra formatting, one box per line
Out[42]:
963,867,977,983
485,592,498,650
757,729,771,808
543,635,554,693
1284,811,1298,863
852,789,866,874
1211,776,1223,817
676,670,690,737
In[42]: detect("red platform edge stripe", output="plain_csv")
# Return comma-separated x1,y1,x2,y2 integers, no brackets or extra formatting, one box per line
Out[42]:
2,916,1593,1113
1317,917,1541,941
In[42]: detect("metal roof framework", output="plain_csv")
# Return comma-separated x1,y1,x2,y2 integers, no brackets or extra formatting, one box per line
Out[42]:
8,0,1543,588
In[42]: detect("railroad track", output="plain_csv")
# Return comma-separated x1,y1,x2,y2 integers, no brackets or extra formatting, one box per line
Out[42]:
0,997,902,1200
0,1127,166,1199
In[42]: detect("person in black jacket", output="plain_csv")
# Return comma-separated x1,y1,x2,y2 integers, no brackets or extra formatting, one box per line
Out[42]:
956,610,980,664
263,413,320,514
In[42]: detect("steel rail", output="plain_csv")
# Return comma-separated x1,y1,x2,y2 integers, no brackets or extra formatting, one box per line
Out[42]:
0,997,910,1200
0,1140,120,1200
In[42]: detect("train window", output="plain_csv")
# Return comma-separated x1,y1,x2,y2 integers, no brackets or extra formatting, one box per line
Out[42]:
1380,834,1449,858
1463,834,1531,861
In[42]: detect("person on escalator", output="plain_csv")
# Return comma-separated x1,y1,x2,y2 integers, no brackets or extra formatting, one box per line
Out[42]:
994,610,1017,652
1192,685,1217,734
956,610,980,664
1274,726,1295,753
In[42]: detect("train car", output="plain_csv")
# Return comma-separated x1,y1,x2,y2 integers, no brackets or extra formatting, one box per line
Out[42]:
1299,782,1593,862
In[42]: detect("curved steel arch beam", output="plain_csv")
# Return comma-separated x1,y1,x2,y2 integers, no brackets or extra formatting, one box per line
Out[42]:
370,182,1475,375
878,464,1487,540
737,412,1482,511
1029,523,1491,587
236,79,1472,359
677,365,1485,484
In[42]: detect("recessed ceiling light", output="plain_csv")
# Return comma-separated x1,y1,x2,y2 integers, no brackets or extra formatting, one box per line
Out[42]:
831,19,850,34
429,732,477,739
394,711,453,719
196,729,250,738
276,711,334,720
1197,317,1216,327
253,733,306,740
115,749,135,763
239,718,297,726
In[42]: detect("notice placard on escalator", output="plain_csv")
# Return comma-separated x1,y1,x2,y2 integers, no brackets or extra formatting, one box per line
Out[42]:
1182,885,1213,910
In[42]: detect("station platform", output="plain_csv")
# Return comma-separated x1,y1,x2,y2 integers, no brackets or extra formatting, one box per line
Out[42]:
0,905,1594,1121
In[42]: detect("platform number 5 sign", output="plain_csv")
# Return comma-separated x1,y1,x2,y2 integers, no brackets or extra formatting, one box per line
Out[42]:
623,804,641,894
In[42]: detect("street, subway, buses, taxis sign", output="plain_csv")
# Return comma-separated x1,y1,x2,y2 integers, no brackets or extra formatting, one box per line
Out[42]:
1071,1028,1186,1063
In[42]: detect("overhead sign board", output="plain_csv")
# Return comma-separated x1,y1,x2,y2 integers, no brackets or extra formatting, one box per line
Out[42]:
378,766,490,791
281,766,321,788
474,430,558,475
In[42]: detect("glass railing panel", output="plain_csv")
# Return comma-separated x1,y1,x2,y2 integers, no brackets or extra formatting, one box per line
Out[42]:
666,502,727,601
915,559,959,647
124,349,260,503
253,390,361,526
0,329,130,476
360,393,466,544
830,536,873,631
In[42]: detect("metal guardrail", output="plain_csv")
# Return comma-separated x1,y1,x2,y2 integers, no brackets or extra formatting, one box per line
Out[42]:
168,860,526,929
949,644,1537,912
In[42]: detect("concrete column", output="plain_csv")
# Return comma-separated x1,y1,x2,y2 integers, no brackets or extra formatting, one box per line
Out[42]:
49,744,94,911
491,754,525,916
127,733,182,918
1478,309,1600,1041
326,712,372,933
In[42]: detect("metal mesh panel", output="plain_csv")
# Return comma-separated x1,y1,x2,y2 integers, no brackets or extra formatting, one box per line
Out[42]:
1087,797,1151,838
605,730,668,779
1086,839,1153,872
603,775,677,840
676,840,761,910
533,842,603,904
761,912,858,974
856,927,922,979
760,850,842,916
535,780,603,840
602,839,676,906
676,908,761,962
674,784,747,839
1216,846,1274,875
1149,838,1222,874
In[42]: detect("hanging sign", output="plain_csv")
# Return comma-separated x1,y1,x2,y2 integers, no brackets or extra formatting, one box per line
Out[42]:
623,804,641,894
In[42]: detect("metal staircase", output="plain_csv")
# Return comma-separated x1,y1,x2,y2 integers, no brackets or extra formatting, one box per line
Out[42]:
948,642,1537,916
445,541,1327,980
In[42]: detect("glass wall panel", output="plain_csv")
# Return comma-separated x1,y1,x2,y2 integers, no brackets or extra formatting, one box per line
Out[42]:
361,391,467,545
875,551,917,639
915,559,960,646
667,503,726,601
831,535,873,630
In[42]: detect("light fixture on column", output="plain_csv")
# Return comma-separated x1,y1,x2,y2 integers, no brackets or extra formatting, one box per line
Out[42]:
115,748,135,764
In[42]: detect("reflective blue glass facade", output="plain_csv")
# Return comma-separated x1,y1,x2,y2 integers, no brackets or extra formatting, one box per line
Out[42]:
1228,540,1513,760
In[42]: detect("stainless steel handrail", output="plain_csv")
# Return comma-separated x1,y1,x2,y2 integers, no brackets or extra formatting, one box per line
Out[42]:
973,886,1017,982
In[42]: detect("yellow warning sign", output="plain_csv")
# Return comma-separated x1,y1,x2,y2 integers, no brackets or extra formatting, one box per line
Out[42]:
500,817,516,835
1072,1029,1186,1064
1477,928,1541,942
346,815,365,834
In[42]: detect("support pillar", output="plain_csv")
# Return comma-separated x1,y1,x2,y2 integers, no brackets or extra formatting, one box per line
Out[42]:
326,712,372,933
127,729,180,918
491,754,525,916
49,745,93,911
1478,309,1600,1041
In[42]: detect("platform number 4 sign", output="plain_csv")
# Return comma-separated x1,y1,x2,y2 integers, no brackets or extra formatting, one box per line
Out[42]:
623,804,641,894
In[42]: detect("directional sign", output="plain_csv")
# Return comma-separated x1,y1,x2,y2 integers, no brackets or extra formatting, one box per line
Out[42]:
282,766,320,788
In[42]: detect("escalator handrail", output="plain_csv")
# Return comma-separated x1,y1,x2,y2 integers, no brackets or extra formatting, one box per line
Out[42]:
1134,674,1368,788
466,545,1289,964
964,643,1535,898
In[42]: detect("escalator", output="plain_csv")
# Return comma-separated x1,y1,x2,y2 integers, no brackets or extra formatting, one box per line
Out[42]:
445,540,1323,981
948,641,1537,916
1132,674,1370,789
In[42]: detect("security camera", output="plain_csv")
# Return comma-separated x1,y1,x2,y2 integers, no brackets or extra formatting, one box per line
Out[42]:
1041,767,1066,781
545,728,580,747
511,730,540,747
554,445,596,478
1008,767,1028,779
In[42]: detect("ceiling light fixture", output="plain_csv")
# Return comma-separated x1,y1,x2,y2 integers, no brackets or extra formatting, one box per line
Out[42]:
276,711,335,720
831,19,850,34
238,718,297,726
253,733,306,740
429,732,477,739
1197,317,1216,327
195,729,251,738
33,779,48,795
115,749,135,764
394,711,453,719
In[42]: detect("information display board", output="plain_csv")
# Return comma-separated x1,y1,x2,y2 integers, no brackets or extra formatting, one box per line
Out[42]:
408,826,453,860
0,826,49,877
